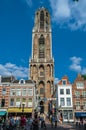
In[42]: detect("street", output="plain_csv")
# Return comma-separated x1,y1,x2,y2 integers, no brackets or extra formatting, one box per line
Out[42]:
39,122,86,130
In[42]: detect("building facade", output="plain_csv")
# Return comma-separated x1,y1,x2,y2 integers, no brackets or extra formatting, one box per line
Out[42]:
29,7,54,113
72,74,86,121
0,76,35,117
57,76,74,122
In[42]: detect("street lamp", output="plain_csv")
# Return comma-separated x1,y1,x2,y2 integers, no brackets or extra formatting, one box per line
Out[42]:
19,103,25,114
22,103,25,113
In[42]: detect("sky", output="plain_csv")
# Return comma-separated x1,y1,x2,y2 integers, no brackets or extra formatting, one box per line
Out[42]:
0,0,86,84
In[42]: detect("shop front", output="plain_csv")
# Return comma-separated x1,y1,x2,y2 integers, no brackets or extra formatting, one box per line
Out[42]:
8,107,33,117
61,109,74,122
75,112,86,118
0,109,7,121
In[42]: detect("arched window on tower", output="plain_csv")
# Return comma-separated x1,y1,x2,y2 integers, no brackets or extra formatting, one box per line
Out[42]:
40,11,44,29
39,35,45,58
39,65,44,77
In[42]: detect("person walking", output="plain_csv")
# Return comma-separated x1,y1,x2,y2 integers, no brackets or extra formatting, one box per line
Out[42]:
32,115,39,130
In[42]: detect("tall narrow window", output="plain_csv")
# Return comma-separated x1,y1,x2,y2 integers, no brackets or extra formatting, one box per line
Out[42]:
40,11,44,29
39,35,45,58
10,98,14,106
60,98,65,106
66,98,71,106
1,99,5,107
2,88,6,95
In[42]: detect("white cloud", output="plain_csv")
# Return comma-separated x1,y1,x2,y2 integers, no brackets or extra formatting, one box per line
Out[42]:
54,77,60,84
82,68,86,75
22,0,33,7
49,0,86,30
0,63,28,79
50,0,70,19
69,56,86,74
25,0,32,7
70,56,82,65
69,56,82,72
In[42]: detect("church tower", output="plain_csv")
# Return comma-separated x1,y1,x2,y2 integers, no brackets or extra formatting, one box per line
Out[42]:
29,7,54,113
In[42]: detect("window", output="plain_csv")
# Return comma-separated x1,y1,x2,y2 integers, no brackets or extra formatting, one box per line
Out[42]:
60,89,64,94
40,11,44,28
82,91,86,98
39,35,45,58
22,88,27,96
10,89,15,96
69,111,73,119
10,98,14,106
40,88,44,94
60,98,65,106
62,80,66,85
16,98,20,107
16,89,21,96
75,91,80,98
2,88,6,95
28,98,33,107
64,110,68,119
76,82,84,89
19,79,25,84
22,98,26,107
66,89,70,94
66,98,71,106
76,101,80,109
40,71,44,76
1,99,5,107
83,101,86,109
28,88,33,96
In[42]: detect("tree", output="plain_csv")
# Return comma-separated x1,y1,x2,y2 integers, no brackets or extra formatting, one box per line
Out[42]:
73,0,79,2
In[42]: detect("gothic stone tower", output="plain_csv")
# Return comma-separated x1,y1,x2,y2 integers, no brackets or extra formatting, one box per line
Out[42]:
29,7,54,113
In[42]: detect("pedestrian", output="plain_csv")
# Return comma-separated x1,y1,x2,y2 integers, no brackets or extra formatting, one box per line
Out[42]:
32,115,39,130
40,113,46,128
54,115,57,127
20,115,26,129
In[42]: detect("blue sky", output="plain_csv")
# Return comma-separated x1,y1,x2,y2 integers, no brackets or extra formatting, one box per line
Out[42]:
0,0,86,83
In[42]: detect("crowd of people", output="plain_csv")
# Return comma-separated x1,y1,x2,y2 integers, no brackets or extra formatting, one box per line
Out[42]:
0,112,48,130
0,112,61,130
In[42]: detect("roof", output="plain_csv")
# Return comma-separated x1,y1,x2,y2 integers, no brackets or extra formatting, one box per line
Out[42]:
1,76,15,83
58,75,70,85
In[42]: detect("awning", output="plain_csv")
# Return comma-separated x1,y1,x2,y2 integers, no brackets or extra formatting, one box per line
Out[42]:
75,112,86,117
0,111,7,116
8,108,33,113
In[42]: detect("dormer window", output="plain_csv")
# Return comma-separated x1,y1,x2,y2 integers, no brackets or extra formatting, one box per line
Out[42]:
19,79,25,84
62,80,66,85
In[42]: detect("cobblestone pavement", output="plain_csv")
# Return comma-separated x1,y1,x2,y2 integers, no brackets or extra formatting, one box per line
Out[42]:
39,119,86,130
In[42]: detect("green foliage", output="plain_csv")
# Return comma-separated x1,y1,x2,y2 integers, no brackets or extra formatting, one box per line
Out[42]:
81,75,86,80
73,0,79,1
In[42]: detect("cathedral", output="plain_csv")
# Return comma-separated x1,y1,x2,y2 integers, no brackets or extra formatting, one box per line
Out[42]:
29,7,54,113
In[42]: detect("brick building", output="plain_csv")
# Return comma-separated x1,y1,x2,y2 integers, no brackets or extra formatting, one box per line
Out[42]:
72,74,86,121
0,76,35,117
